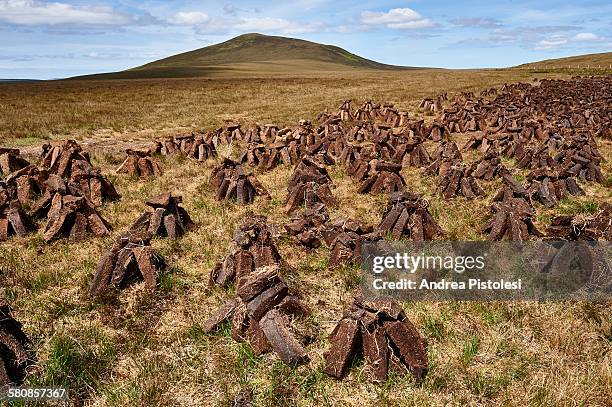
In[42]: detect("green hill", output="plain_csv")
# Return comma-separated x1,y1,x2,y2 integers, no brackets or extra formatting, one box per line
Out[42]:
516,52,612,70
73,33,411,79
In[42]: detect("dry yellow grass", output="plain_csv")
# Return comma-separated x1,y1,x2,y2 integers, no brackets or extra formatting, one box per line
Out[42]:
0,69,564,143
0,69,610,406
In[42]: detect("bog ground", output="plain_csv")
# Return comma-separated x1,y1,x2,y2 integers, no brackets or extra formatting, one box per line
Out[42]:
0,68,610,407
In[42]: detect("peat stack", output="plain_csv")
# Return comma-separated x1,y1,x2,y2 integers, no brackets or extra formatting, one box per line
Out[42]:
470,151,508,180
242,124,263,144
463,132,497,153
438,164,484,200
129,193,195,240
0,300,33,386
344,148,379,179
164,133,215,157
338,100,354,121
155,137,180,155
284,202,330,249
210,158,269,205
483,196,542,241
204,265,310,366
288,155,332,187
239,143,267,168
357,161,406,196
515,144,554,170
28,174,73,219
546,203,611,240
89,231,166,297
285,156,337,213
0,148,29,175
424,141,462,177
426,122,448,141
525,169,584,208
210,215,289,287
116,149,163,179
377,192,445,240
175,134,218,161
419,98,437,113
261,140,304,171
2,165,48,205
392,141,431,168
324,297,428,383
557,141,604,183
40,140,92,178
43,192,111,242
0,199,33,241
322,218,380,268
492,174,530,203
70,162,120,207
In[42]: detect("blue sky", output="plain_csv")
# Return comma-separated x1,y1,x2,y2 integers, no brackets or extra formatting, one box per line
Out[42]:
0,0,610,79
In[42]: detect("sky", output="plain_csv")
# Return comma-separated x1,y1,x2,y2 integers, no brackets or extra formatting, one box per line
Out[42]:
0,0,610,79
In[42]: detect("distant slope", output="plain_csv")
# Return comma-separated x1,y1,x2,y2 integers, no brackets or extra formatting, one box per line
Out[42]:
72,33,412,80
516,52,612,69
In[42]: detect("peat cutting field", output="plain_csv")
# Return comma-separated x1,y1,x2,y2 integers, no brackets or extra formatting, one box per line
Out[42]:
0,69,611,406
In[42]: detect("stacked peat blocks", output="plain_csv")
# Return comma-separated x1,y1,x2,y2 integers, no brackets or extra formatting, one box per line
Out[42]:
204,265,310,366
154,133,217,161
285,156,337,213
40,140,119,206
356,161,406,195
1,165,47,205
43,193,112,242
210,215,288,287
116,149,162,179
89,231,166,297
321,218,380,268
325,297,428,383
546,203,611,240
424,141,462,177
32,175,112,242
129,193,195,239
0,185,33,241
483,175,542,241
437,164,484,199
89,192,193,297
0,148,29,175
393,140,430,168
0,139,120,243
68,161,120,207
41,140,91,178
377,192,445,241
0,300,33,386
240,136,305,170
284,203,329,249
470,151,507,181
210,158,269,204
525,169,584,208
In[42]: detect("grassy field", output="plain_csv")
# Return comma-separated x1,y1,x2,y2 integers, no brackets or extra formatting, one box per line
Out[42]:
0,69,611,406
0,69,565,143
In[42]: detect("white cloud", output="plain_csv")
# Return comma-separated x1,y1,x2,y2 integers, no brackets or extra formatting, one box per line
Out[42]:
361,8,421,24
360,8,433,30
0,0,130,25
388,19,434,29
573,32,600,41
451,17,502,29
534,36,568,50
533,32,607,50
168,11,210,25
